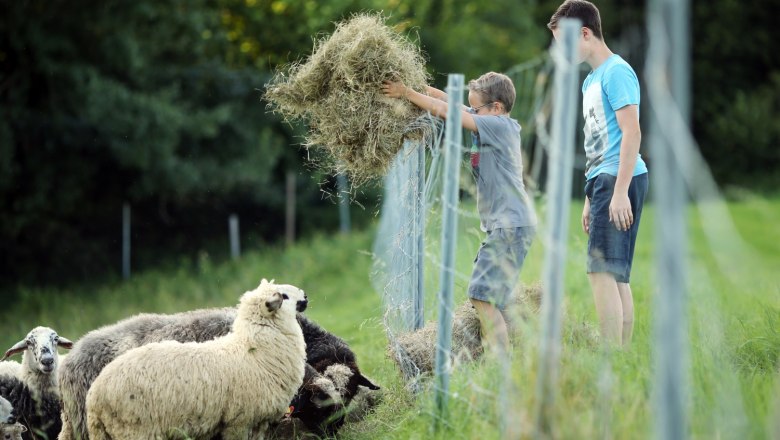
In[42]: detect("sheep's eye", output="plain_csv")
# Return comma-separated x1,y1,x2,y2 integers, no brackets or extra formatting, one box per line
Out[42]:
282,294,289,300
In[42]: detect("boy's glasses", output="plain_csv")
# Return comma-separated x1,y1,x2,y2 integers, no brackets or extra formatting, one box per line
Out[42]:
471,102,493,113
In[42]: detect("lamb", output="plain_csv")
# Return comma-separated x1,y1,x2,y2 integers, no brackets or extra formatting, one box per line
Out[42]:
60,302,378,439
85,279,308,440
297,314,380,412
278,364,346,437
1,423,27,440
271,368,383,439
0,327,73,440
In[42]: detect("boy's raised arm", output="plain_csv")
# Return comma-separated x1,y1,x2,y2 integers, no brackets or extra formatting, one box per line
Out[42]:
425,86,448,102
381,80,478,132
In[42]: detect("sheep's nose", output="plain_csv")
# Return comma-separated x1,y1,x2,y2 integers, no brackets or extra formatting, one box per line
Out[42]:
296,299,308,312
41,357,54,367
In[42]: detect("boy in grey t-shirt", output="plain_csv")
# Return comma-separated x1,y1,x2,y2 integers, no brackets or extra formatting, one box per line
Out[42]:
382,72,537,355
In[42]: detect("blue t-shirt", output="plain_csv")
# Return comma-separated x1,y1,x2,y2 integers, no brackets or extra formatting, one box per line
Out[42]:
581,54,648,180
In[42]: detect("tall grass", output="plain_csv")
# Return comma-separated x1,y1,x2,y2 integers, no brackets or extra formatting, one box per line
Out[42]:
1,196,778,439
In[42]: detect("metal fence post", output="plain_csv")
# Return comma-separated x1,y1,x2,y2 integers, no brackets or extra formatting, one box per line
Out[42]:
337,172,351,234
648,0,691,438
229,214,240,260
415,138,425,330
534,18,580,437
434,73,464,429
122,202,131,279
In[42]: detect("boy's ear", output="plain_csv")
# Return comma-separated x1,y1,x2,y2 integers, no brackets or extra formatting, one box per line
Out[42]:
581,26,592,40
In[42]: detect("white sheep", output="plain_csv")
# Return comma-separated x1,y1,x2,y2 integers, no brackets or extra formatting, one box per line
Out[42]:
86,279,308,440
0,327,73,440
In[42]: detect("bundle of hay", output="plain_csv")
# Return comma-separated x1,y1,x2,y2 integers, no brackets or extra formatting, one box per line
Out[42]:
265,13,431,186
389,283,545,379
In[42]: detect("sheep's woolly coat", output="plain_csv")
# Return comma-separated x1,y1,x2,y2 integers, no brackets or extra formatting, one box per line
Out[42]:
0,362,21,380
58,308,235,440
61,307,378,439
2,378,61,440
85,280,307,440
0,396,13,424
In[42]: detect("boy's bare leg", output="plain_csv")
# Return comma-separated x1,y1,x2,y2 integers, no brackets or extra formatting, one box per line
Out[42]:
470,298,510,356
617,282,634,346
588,272,623,347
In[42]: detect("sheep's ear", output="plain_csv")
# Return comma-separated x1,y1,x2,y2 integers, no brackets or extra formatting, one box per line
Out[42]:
357,374,380,390
2,340,28,360
57,336,74,349
266,292,283,312
20,425,27,432
261,278,269,284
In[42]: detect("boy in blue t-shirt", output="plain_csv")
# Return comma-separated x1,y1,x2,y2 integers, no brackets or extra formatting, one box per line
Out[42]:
549,0,649,347
382,73,537,356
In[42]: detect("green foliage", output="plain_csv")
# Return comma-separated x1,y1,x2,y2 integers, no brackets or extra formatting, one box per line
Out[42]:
691,0,780,186
707,74,780,185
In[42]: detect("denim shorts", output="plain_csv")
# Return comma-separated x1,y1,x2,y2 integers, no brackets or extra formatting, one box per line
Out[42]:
468,226,536,310
584,172,648,283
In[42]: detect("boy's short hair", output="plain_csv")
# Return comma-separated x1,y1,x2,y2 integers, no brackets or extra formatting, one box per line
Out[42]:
547,0,603,40
468,72,516,113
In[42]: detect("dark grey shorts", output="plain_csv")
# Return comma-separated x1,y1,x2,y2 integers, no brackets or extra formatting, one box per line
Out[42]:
467,226,536,310
584,172,648,283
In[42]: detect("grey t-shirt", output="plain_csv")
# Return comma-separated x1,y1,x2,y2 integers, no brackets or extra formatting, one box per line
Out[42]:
470,115,537,232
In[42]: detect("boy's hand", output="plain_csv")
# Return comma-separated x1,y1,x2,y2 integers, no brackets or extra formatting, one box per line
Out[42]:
381,80,408,99
609,193,633,231
582,197,591,234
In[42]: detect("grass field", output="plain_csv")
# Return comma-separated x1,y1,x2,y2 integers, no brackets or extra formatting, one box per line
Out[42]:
1,195,778,439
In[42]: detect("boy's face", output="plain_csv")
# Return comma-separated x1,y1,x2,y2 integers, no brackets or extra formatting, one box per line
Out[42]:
467,90,504,115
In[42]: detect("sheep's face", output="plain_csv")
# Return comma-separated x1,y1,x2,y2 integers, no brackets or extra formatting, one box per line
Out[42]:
290,372,346,436
240,279,307,320
2,327,73,374
0,423,26,440
275,283,308,313
323,363,381,407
